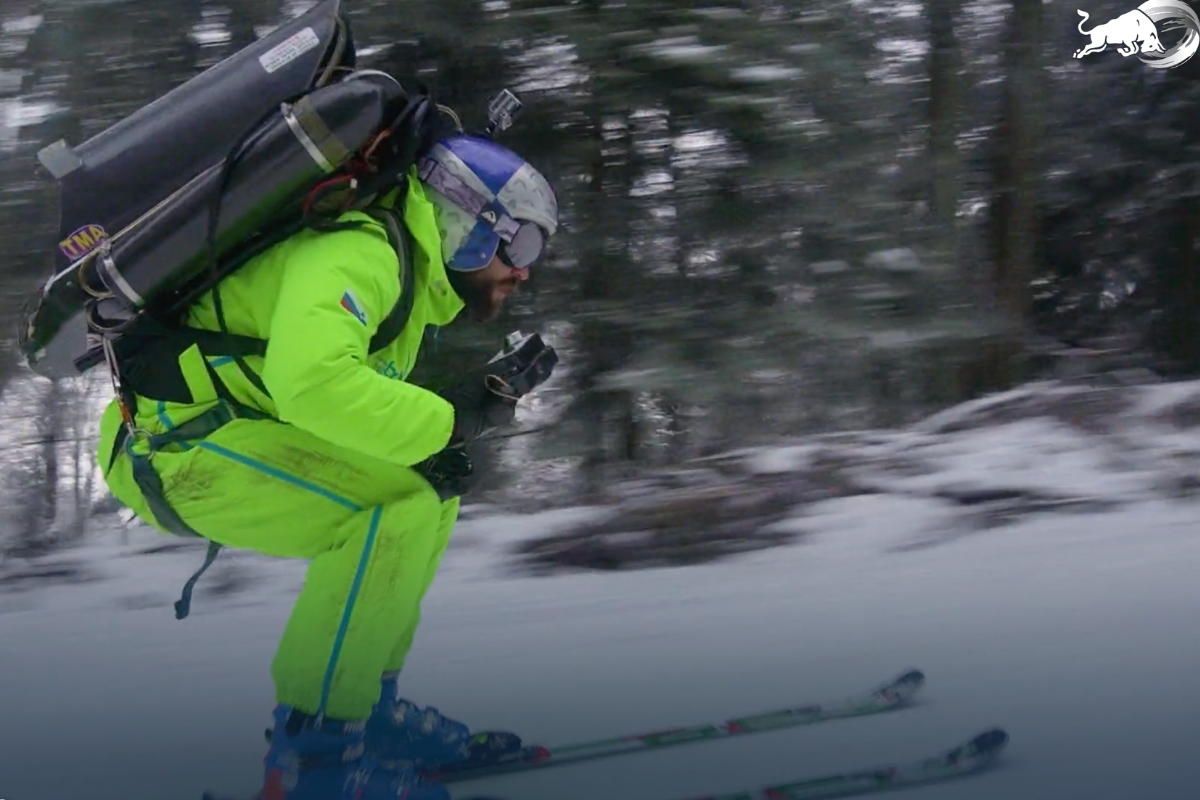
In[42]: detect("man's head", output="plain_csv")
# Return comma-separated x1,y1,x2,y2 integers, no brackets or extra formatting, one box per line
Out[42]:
418,135,558,322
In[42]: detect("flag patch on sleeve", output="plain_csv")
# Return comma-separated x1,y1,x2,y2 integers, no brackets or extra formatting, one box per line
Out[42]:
340,289,368,326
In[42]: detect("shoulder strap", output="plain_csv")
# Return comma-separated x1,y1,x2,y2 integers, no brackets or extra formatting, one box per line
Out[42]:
366,205,416,354
115,206,417,404
115,318,269,405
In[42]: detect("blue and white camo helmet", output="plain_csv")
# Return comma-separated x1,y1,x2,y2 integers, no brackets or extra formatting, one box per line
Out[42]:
418,135,558,272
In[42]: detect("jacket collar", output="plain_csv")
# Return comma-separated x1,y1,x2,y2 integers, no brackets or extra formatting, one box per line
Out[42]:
395,172,464,326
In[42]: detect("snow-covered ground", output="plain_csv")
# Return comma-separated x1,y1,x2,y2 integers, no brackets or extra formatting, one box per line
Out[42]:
3,379,1200,800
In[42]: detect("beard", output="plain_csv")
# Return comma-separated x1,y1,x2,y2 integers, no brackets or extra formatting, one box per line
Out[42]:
447,269,504,322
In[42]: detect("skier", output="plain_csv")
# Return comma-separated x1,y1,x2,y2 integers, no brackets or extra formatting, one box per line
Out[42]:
94,134,559,800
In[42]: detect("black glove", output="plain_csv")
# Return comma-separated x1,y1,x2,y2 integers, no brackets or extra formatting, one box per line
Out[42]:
419,332,558,500
439,371,518,446
415,446,476,501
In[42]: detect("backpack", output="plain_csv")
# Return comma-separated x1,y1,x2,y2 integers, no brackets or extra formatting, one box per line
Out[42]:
19,0,440,385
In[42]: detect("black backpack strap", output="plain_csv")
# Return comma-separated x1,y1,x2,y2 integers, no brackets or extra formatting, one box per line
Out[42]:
115,206,416,406
115,321,269,405
366,205,416,354
112,397,272,620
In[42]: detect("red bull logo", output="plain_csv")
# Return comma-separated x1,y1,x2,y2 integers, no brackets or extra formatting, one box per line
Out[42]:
1074,1,1200,68
58,224,109,262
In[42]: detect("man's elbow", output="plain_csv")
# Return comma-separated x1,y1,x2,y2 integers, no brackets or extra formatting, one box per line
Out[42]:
264,368,345,429
270,384,326,430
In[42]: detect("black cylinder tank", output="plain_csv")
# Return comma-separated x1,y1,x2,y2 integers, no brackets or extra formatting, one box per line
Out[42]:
40,0,352,275
19,72,407,379
93,74,404,310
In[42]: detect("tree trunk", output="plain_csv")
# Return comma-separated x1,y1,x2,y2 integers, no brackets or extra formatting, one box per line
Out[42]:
928,0,963,236
992,0,1044,327
968,0,1044,395
1158,196,1200,371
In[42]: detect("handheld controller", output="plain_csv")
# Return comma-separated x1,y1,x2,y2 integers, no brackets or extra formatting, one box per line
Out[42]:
417,330,557,500
484,330,558,400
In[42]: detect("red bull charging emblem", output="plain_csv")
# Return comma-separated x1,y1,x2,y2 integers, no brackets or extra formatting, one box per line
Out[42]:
1074,0,1200,68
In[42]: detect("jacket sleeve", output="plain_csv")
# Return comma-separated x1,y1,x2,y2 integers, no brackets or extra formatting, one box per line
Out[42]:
260,219,455,467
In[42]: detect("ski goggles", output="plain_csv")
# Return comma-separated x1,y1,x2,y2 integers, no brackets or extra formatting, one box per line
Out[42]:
496,220,546,270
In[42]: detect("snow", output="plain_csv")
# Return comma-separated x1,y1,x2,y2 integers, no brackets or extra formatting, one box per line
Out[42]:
1,15,43,37
743,444,818,474
730,65,804,83
4,380,1200,800
0,96,62,153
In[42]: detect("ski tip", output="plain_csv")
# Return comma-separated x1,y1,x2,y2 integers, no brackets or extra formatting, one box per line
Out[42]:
879,668,925,704
529,745,552,763
971,727,1010,756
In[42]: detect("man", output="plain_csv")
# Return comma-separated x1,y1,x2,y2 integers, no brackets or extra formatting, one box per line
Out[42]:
96,133,559,799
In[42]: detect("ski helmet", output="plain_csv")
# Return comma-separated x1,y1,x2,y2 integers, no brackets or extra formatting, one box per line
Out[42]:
417,134,558,272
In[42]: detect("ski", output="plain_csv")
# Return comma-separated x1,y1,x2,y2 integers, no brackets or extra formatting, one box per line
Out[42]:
669,727,1008,800
460,727,1009,800
425,669,925,784
203,670,925,800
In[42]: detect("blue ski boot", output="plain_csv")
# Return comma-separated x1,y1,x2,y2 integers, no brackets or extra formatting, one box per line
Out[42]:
363,675,523,771
262,704,451,800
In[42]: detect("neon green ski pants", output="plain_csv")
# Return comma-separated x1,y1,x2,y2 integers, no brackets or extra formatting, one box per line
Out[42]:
103,407,459,721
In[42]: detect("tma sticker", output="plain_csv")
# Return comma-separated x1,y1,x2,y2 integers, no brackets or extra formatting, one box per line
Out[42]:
59,223,108,262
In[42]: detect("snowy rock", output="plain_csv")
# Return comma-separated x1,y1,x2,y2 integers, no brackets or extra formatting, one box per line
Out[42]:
512,378,1200,573
914,382,1134,435
0,558,98,591
513,481,808,572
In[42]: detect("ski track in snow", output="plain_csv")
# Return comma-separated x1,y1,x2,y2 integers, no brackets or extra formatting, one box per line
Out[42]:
3,380,1200,800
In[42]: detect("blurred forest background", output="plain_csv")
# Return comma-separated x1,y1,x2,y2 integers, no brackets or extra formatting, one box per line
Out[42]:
2,0,1199,564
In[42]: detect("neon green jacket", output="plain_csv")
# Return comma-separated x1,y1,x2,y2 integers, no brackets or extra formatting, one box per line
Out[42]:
97,171,465,470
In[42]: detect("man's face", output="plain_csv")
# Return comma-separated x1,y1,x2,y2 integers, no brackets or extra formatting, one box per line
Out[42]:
448,253,531,322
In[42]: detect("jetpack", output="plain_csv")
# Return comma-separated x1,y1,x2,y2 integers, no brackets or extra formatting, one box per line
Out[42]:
18,0,443,380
